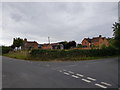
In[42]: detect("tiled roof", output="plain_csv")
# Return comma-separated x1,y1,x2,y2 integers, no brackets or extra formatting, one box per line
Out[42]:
84,36,106,43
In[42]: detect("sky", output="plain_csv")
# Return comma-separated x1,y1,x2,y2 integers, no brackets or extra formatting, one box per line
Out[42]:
1,2,118,46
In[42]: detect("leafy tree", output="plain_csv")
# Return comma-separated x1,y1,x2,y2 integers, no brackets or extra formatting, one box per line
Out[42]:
61,41,76,49
68,41,76,48
112,22,120,50
1,46,11,54
101,44,107,49
12,37,23,49
77,44,83,48
107,38,115,49
59,41,68,49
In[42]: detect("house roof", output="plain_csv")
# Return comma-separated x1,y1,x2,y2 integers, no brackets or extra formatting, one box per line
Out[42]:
27,41,38,44
84,38,92,43
83,35,106,43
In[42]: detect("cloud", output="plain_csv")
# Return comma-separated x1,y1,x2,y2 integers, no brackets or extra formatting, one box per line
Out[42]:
1,2,118,46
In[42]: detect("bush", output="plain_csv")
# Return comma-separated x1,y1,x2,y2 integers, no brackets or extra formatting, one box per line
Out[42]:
1,46,11,54
30,48,119,60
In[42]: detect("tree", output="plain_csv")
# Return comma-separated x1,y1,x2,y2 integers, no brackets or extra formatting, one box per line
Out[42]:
59,41,76,49
112,22,120,50
1,46,11,54
101,44,107,49
107,38,115,49
12,37,23,49
59,41,68,49
77,44,83,48
68,41,76,48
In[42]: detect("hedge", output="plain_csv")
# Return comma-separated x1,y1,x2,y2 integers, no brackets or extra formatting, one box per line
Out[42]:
30,48,119,60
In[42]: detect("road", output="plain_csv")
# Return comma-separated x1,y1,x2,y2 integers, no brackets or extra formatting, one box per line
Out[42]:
2,56,119,88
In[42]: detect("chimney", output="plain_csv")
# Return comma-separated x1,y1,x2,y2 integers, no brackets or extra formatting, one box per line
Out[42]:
99,35,102,38
24,38,27,42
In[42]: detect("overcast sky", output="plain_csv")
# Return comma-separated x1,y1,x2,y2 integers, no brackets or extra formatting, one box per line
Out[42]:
1,2,118,46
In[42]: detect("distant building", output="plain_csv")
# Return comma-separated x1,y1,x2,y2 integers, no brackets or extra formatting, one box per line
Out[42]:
22,38,38,50
39,43,64,50
82,35,109,49
41,44,53,50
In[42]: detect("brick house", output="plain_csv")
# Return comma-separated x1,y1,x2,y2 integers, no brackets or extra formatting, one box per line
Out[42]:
40,43,64,50
82,35,109,49
22,38,38,49
41,44,53,49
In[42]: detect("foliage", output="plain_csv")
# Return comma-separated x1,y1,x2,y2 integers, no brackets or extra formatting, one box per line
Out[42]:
107,38,116,49
59,41,76,49
12,37,23,49
4,50,29,60
101,44,107,49
30,48,118,61
1,46,11,54
0,46,1,55
112,22,120,50
77,44,83,48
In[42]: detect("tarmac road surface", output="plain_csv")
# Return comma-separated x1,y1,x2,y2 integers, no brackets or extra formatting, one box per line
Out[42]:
2,56,119,88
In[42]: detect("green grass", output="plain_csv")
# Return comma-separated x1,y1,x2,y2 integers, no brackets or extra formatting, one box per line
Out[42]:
4,50,30,60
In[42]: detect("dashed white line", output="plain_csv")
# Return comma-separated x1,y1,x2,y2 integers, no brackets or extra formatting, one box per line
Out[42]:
71,75,79,78
63,72,70,75
82,79,91,83
101,82,112,86
76,74,84,77
68,71,74,74
59,70,62,72
95,83,107,88
63,69,66,71
87,77,96,81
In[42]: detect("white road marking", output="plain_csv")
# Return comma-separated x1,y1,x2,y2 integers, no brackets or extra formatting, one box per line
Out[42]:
87,77,96,81
63,69,66,71
76,74,84,77
82,79,91,83
68,71,74,74
101,82,112,86
63,72,70,75
59,70,62,72
71,75,79,78
95,83,107,88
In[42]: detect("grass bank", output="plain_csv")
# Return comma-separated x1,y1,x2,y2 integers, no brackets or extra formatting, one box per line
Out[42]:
4,50,30,60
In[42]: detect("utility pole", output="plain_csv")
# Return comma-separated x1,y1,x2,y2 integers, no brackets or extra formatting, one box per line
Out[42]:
118,1,120,23
48,36,50,44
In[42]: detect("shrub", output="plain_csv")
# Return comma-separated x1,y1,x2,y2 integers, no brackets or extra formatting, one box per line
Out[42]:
1,46,11,54
30,48,119,60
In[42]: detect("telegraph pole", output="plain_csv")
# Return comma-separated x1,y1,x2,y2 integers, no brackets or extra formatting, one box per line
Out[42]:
118,1,120,23
48,36,50,44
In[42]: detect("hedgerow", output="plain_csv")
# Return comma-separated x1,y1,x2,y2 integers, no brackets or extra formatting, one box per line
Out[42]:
30,48,119,60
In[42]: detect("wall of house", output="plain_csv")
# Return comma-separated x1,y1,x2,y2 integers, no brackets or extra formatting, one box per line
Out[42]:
82,39,90,48
82,37,109,49
99,38,108,48
23,42,38,49
41,45,53,49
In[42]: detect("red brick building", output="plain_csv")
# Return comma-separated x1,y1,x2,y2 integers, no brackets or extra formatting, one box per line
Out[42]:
82,35,109,49
41,44,53,50
22,38,38,49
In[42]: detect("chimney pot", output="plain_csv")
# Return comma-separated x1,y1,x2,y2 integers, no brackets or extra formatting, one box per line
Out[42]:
99,35,102,37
